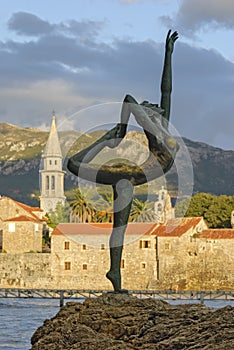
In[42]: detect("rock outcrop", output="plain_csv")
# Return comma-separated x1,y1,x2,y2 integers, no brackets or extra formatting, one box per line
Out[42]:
31,293,234,350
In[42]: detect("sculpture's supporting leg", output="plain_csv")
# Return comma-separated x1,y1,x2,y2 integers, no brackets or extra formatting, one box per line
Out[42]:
106,179,134,293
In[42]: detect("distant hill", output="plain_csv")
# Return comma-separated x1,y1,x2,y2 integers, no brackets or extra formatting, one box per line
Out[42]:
0,122,233,206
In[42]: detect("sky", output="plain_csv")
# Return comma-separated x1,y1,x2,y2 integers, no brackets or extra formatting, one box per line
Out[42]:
0,0,234,150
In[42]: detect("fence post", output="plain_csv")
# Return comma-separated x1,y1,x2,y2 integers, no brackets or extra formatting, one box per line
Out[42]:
200,291,204,305
60,290,64,307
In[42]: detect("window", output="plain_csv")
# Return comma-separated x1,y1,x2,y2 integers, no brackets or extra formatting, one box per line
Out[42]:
8,223,15,232
35,223,39,232
46,175,49,190
139,240,151,249
141,263,146,269
165,243,170,250
120,259,125,269
49,160,52,165
83,263,88,270
157,203,162,212
64,262,71,270
55,160,57,165
82,244,86,250
100,244,105,250
64,241,70,250
51,176,55,190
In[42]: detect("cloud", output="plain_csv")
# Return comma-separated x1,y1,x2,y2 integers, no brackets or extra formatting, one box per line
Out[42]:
0,12,234,150
8,12,53,36
160,0,234,35
7,12,105,41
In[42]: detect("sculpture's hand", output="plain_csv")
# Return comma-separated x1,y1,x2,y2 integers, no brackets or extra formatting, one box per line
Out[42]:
166,30,178,54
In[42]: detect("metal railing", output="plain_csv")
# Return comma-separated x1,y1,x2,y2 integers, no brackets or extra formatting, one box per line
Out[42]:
0,288,233,307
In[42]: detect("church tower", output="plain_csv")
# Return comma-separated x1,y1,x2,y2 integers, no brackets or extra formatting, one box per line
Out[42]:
40,114,66,213
154,186,174,224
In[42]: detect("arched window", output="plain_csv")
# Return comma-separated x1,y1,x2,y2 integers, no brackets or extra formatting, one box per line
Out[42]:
51,176,55,190
157,203,162,212
46,176,49,190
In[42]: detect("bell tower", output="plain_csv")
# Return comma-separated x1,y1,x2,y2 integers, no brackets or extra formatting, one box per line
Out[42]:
154,186,174,224
40,114,66,213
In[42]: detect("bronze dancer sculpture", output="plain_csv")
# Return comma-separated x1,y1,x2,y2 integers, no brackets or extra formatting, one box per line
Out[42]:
67,30,179,292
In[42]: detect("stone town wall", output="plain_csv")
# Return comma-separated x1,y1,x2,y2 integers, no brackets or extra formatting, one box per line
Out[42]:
0,253,53,288
149,235,234,290
0,236,233,290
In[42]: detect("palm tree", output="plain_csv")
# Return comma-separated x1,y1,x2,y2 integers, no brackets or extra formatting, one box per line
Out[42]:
93,191,113,223
130,198,156,222
69,188,95,223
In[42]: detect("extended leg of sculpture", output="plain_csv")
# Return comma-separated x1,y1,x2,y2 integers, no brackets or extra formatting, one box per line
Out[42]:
106,179,134,292
67,123,127,176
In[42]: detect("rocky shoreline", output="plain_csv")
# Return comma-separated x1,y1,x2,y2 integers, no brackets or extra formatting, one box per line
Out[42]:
31,293,234,350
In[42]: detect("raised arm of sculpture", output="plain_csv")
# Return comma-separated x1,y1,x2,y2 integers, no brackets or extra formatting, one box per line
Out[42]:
160,30,178,129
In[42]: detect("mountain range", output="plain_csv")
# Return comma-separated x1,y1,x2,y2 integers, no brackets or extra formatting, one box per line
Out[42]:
0,122,233,206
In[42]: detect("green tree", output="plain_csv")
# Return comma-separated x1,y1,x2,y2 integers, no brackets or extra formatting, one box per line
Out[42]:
175,193,234,228
130,198,155,222
93,191,113,223
46,202,70,228
69,188,95,223
204,195,234,228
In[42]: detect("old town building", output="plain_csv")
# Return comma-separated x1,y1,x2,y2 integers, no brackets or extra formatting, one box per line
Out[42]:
0,196,45,253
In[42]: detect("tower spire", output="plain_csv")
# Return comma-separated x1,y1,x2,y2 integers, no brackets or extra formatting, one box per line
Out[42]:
43,113,62,158
40,112,66,213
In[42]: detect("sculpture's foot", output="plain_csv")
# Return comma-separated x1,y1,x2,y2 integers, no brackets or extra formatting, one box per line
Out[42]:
115,289,129,294
106,270,121,292
103,123,127,149
107,289,129,294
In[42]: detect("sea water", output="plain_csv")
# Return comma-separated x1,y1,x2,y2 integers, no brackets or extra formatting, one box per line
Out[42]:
0,298,233,350
0,298,59,350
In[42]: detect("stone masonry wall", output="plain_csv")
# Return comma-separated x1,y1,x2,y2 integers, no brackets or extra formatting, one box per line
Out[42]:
0,253,53,288
2,221,42,253
0,197,28,219
0,235,233,290
51,233,157,290
149,235,234,290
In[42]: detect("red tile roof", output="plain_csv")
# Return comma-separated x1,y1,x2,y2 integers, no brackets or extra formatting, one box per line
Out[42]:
52,219,204,237
198,229,234,239
53,222,158,236
5,215,41,223
150,217,204,237
0,196,44,221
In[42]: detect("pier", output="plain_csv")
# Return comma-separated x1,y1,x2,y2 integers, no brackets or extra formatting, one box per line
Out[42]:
0,288,233,307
